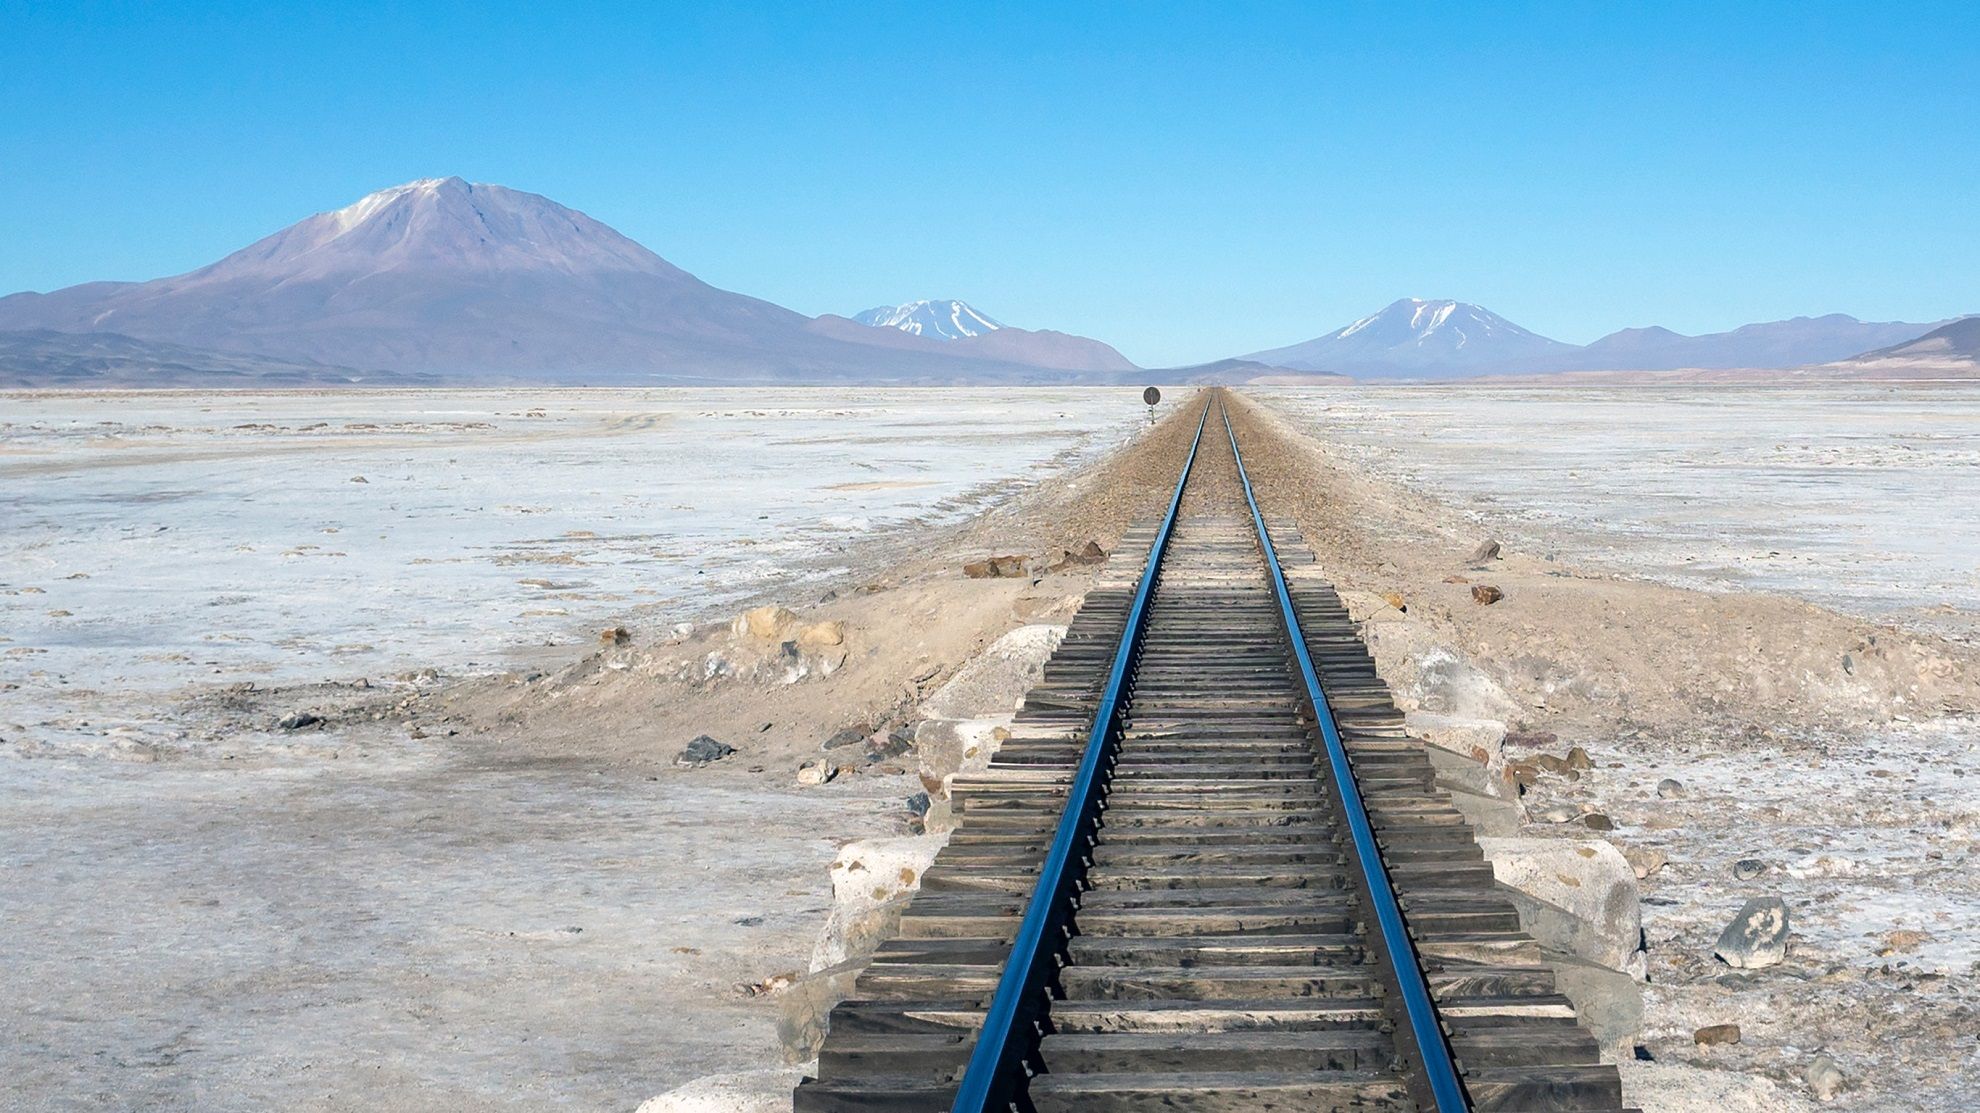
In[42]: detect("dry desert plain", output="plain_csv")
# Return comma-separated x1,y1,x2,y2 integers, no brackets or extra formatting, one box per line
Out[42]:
2,384,1977,1112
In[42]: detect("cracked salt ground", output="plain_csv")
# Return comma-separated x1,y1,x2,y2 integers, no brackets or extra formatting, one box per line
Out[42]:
1519,718,1980,1109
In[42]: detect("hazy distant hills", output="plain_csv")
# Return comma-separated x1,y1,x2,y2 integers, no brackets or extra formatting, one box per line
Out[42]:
0,329,433,387
1847,316,1980,364
0,178,1136,385
1243,298,1953,379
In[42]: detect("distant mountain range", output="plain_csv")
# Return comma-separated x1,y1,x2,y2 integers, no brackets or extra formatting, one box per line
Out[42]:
1242,298,1958,379
0,178,1137,385
0,180,1968,386
1847,316,1980,364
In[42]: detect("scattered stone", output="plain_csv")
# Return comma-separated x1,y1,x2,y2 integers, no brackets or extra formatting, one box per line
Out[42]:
1380,591,1408,611
866,727,914,762
1732,858,1767,880
277,710,323,731
1466,539,1502,563
1713,896,1790,969
822,727,869,750
732,605,799,640
1693,1023,1741,1046
1879,928,1932,954
1581,812,1616,831
1805,1054,1845,1101
1504,730,1559,749
796,759,834,787
962,555,1026,579
905,791,930,817
796,620,845,648
738,971,799,998
1471,584,1505,605
1047,540,1108,570
349,475,368,483
1565,745,1594,771
675,734,735,767
600,625,631,646
1622,845,1668,879
1442,574,1470,584
1537,803,1577,823
1656,777,1685,799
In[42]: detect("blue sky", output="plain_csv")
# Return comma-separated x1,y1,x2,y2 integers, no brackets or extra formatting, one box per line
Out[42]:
2,2,1975,365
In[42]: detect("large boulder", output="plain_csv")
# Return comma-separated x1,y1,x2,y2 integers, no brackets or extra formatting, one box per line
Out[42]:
913,717,1013,784
809,834,945,970
1405,711,1508,767
1546,953,1644,1056
1479,837,1644,972
919,625,1066,720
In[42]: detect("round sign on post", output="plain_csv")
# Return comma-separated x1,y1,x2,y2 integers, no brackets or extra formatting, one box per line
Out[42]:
1142,386,1161,406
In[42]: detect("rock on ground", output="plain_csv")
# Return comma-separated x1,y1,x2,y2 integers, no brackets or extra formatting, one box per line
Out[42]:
1713,896,1790,969
1479,836,1644,972
808,834,945,971
913,716,1013,784
918,625,1066,719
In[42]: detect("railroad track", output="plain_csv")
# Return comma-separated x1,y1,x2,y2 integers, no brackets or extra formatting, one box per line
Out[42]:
795,392,1629,1112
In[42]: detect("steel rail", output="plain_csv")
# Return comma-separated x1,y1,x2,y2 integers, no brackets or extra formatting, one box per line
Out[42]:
949,396,1212,1113
1220,398,1471,1112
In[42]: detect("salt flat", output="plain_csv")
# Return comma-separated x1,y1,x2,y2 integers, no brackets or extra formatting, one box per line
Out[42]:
1260,382,1980,640
0,388,1148,749
3,384,1976,1112
1,387,1155,1112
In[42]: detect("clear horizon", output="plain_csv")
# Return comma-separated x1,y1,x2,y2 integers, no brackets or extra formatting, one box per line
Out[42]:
3,2,1976,365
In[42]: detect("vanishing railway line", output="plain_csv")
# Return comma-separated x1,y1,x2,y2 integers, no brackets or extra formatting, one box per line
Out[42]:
795,392,1628,1112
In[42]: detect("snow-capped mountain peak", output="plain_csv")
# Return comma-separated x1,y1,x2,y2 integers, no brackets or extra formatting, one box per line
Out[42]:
1242,298,1569,378
852,299,1002,341
188,177,682,284
1330,298,1552,351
